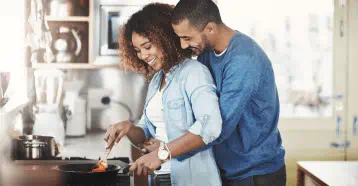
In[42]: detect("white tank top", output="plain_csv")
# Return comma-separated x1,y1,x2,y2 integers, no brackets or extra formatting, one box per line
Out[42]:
146,89,171,174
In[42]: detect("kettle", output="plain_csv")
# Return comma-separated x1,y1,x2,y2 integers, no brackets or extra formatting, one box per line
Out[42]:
54,26,81,63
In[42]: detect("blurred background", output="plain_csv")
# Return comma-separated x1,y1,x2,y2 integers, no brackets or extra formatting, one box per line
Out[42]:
0,0,357,186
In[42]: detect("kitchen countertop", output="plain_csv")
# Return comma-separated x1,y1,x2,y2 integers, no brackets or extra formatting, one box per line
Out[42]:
59,130,133,160
297,161,358,186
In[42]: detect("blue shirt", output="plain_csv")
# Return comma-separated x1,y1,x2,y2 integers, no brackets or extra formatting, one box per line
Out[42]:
137,59,222,186
177,31,285,180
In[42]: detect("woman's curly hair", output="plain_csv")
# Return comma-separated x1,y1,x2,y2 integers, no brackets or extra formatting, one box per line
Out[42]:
119,3,192,80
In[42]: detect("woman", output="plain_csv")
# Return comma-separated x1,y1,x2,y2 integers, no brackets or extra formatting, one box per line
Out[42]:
104,3,222,186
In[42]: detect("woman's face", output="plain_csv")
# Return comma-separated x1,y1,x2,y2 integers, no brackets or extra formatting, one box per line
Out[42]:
132,32,164,72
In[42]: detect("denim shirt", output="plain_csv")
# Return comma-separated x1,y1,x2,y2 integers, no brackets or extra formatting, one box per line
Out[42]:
136,58,222,186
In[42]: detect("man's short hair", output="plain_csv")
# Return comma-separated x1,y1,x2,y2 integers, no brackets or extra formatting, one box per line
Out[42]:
172,0,223,30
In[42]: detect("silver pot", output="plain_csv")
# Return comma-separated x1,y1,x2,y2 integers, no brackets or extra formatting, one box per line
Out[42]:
11,135,59,160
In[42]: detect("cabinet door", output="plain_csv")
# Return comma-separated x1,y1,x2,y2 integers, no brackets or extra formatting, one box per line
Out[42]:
347,0,358,161
217,0,347,185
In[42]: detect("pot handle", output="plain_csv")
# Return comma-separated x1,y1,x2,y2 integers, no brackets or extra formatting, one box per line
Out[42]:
23,141,47,148
55,143,61,156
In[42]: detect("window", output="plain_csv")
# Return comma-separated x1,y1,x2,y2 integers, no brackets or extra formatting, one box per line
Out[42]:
218,0,333,117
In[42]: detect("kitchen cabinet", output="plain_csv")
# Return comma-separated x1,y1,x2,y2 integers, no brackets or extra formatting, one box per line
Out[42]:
25,0,118,69
296,161,358,186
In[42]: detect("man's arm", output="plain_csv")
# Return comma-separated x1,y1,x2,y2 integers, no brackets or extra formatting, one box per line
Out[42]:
176,55,262,161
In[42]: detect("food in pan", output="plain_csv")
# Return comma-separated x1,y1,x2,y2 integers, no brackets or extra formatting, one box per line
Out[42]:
92,160,108,172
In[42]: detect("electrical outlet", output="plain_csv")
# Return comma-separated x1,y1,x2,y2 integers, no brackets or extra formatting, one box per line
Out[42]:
87,88,112,109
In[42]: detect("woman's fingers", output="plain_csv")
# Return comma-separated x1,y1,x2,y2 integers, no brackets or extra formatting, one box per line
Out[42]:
129,162,137,176
142,166,148,176
106,130,118,148
103,130,110,141
114,131,126,146
136,160,144,176
104,122,131,147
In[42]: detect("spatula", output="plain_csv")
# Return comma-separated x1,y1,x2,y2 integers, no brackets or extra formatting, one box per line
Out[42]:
92,142,115,172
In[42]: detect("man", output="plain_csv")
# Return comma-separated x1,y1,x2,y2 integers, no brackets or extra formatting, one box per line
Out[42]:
168,0,286,185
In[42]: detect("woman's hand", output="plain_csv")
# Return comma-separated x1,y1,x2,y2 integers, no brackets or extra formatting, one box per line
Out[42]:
129,150,162,176
104,120,132,148
138,138,161,154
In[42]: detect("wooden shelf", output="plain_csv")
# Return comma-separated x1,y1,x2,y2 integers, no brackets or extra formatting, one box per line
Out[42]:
45,16,89,22
32,63,119,69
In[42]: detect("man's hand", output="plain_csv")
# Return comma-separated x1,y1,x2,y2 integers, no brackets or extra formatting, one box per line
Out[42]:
129,150,162,176
138,138,161,154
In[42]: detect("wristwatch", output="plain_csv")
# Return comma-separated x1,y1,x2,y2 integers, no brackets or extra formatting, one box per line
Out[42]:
158,142,170,161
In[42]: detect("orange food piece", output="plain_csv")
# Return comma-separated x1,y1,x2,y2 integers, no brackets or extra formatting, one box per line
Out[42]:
92,160,108,172
92,167,106,172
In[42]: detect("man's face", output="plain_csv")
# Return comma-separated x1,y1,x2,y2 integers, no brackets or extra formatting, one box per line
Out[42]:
172,19,212,56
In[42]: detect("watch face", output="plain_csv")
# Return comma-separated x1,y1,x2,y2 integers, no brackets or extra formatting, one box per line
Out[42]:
158,150,169,160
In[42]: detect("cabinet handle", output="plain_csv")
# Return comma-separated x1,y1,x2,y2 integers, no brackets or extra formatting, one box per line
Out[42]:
336,116,342,136
353,116,358,136
330,140,350,148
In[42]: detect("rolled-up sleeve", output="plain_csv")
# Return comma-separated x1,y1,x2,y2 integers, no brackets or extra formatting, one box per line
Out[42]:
185,64,222,144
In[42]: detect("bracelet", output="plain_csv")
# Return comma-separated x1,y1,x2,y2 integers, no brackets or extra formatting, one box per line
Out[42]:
164,143,172,161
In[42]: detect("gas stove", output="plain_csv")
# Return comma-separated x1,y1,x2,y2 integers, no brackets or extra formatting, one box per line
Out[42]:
11,157,132,186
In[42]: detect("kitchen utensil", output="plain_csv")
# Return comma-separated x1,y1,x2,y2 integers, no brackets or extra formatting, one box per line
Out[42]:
54,163,130,185
11,135,60,160
33,69,65,147
54,162,159,185
92,141,115,172
103,141,115,162
54,26,81,63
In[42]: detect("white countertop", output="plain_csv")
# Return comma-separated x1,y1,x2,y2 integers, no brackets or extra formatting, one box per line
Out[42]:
297,161,358,186
59,130,132,161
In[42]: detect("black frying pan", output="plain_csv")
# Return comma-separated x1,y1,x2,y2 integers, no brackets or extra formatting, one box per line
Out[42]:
54,163,161,185
54,163,130,185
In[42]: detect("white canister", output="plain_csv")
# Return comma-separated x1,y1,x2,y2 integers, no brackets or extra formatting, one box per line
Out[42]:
65,97,86,137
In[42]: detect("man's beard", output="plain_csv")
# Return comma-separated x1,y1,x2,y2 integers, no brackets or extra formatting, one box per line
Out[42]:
189,33,212,56
201,33,213,52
